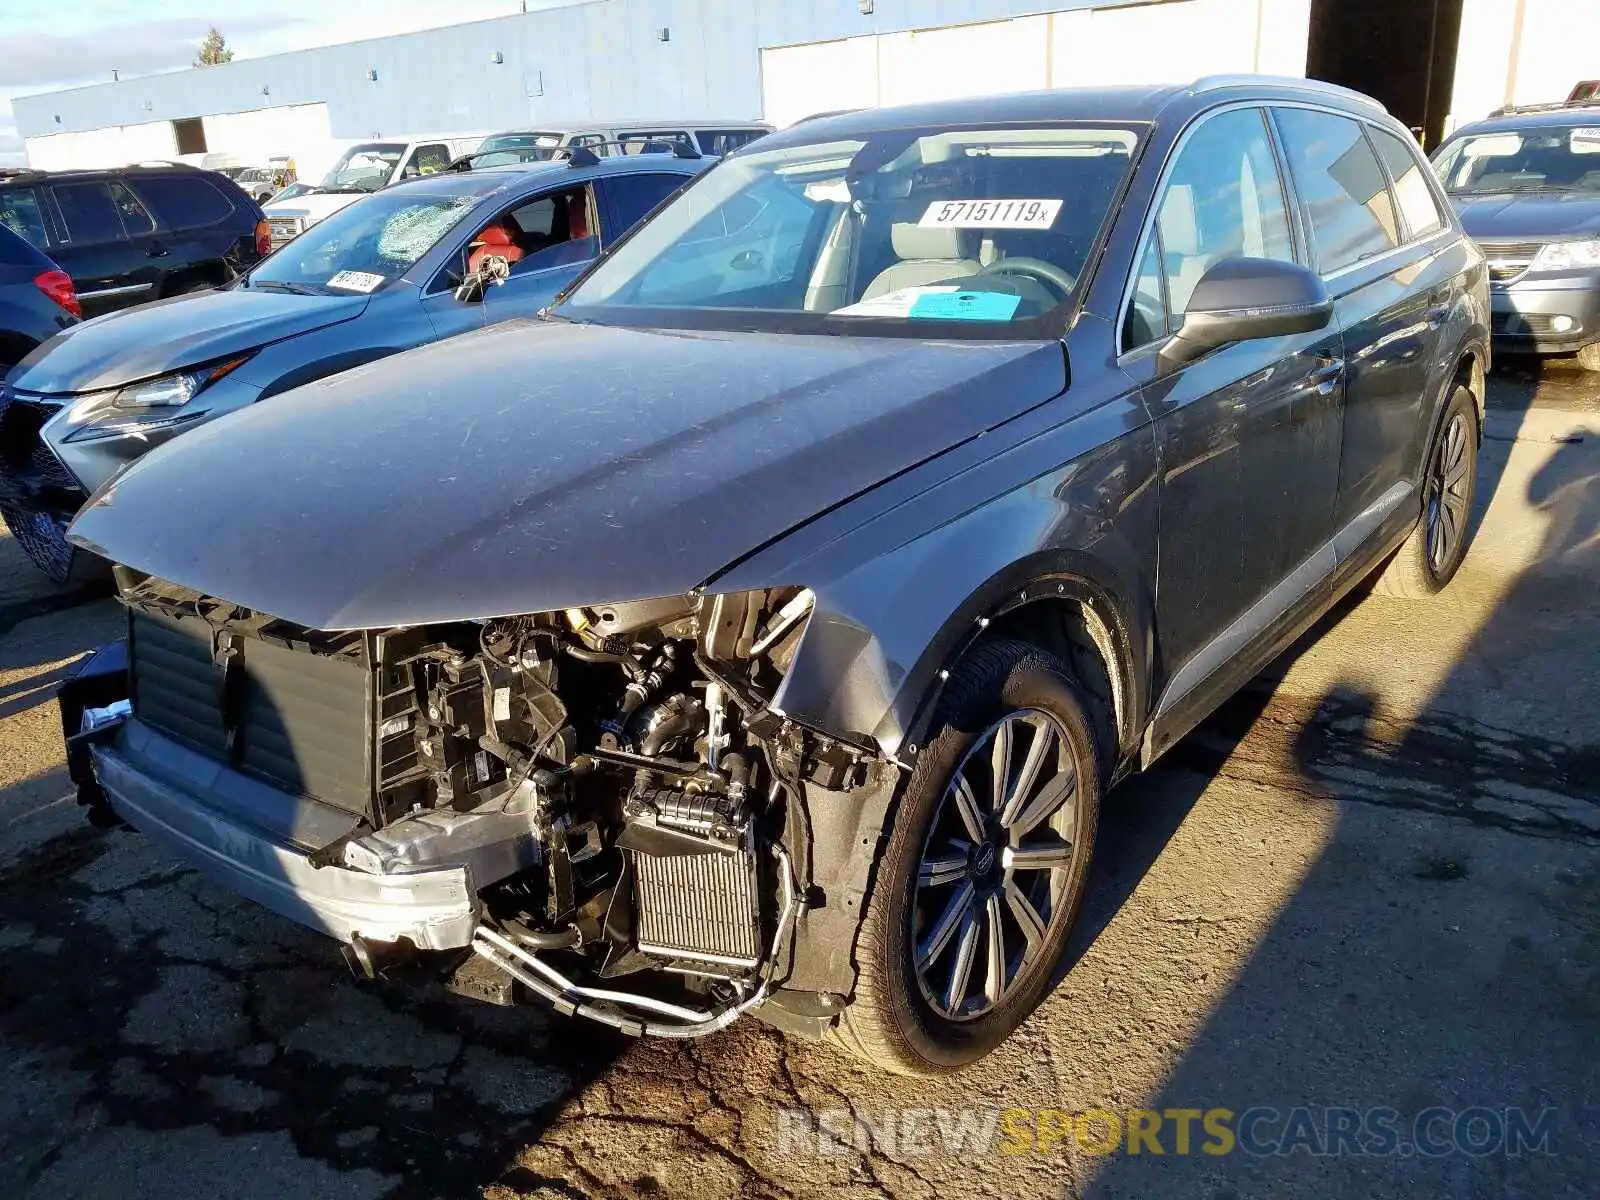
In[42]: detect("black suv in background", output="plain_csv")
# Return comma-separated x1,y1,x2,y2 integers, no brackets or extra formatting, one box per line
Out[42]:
0,164,268,318
0,221,79,374
1433,101,1600,370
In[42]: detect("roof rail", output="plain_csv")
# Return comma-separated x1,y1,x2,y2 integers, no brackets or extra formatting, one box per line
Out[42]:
791,108,863,126
1488,97,1600,117
126,159,199,170
1190,73,1388,113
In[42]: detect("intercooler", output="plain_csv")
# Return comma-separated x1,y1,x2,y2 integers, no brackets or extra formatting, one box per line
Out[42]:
632,844,763,968
128,608,375,817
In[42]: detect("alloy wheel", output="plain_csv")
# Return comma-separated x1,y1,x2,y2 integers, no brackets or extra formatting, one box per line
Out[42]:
1425,410,1471,573
912,710,1081,1022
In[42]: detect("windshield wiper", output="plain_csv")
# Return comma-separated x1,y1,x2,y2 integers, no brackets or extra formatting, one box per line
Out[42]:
248,279,325,296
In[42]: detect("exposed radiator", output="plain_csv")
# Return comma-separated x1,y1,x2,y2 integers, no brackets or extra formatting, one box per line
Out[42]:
129,608,374,816
632,844,763,968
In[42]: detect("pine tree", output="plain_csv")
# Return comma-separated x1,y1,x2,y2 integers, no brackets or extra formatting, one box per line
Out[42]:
195,28,234,67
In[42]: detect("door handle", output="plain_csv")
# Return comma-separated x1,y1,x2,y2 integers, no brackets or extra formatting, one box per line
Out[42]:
147,243,168,258
1311,357,1344,395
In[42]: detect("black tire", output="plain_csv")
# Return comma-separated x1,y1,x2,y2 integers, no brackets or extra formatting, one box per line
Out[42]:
830,639,1103,1076
1377,383,1479,599
1578,343,1600,373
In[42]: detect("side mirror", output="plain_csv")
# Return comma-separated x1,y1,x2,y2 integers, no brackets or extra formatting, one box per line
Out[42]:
453,254,511,304
1161,257,1333,369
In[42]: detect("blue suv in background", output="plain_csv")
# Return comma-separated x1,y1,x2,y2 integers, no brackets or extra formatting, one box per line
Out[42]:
0,152,707,579
0,221,79,374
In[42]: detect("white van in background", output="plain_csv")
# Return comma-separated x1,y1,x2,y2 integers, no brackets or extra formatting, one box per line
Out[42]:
262,134,483,248
471,119,772,164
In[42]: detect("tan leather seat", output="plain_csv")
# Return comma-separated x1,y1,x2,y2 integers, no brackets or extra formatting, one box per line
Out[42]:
862,223,983,300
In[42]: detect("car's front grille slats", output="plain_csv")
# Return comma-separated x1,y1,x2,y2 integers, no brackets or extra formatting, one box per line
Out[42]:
0,392,85,581
1478,240,1545,284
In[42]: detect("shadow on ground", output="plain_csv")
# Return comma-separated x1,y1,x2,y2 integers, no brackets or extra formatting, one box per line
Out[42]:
1081,395,1599,1196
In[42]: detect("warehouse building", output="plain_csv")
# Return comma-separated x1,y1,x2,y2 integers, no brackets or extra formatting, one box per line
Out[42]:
13,0,1600,174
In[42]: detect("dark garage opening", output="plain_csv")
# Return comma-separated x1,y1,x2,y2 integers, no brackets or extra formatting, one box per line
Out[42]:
172,117,207,155
1307,0,1465,149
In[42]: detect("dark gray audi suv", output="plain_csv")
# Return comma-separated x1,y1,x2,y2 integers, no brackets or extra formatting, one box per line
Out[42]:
61,75,1487,1075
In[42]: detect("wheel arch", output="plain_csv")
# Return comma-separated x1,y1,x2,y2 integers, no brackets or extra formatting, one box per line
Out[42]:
159,260,231,297
902,559,1149,773
778,548,1154,776
770,553,1151,1008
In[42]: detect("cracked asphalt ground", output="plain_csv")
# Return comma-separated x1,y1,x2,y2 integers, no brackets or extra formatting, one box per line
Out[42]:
0,360,1595,1200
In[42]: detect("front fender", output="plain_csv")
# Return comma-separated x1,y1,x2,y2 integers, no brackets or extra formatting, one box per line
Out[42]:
722,389,1159,763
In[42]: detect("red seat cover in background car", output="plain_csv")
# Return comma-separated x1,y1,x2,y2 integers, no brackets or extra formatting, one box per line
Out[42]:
469,223,525,273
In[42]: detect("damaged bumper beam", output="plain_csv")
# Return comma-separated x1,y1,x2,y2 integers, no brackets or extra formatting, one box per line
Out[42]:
89,720,505,951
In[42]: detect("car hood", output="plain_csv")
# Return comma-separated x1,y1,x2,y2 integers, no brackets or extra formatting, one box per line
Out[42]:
264,193,365,222
1451,191,1600,240
70,320,1067,630
11,288,370,394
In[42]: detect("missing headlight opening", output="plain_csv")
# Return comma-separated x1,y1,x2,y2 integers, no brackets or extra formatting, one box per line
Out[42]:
101,573,877,1037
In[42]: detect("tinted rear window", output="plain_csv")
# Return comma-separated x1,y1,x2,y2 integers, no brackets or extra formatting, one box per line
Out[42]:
696,129,767,156
1369,126,1448,238
129,174,238,229
602,173,686,234
53,183,125,243
0,187,49,247
1274,108,1400,273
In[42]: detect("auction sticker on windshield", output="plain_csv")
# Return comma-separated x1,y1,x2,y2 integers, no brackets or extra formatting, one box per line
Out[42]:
326,270,387,293
919,199,1062,229
834,285,1022,321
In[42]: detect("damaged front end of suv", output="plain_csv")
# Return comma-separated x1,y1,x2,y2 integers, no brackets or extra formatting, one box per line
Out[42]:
65,572,899,1037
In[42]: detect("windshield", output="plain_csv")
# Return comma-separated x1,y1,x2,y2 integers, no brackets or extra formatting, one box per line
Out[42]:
479,131,564,160
1433,125,1600,194
319,143,407,193
559,123,1140,337
249,192,474,293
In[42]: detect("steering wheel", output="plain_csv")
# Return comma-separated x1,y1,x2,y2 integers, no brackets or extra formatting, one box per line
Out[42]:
973,257,1076,299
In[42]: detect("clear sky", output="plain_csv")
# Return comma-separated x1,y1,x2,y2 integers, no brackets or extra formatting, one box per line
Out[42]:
0,0,529,164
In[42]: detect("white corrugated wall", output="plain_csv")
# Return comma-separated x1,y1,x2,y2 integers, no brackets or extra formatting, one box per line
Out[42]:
760,0,1314,130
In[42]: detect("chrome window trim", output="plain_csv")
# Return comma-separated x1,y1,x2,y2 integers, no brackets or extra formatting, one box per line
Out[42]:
77,282,154,299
